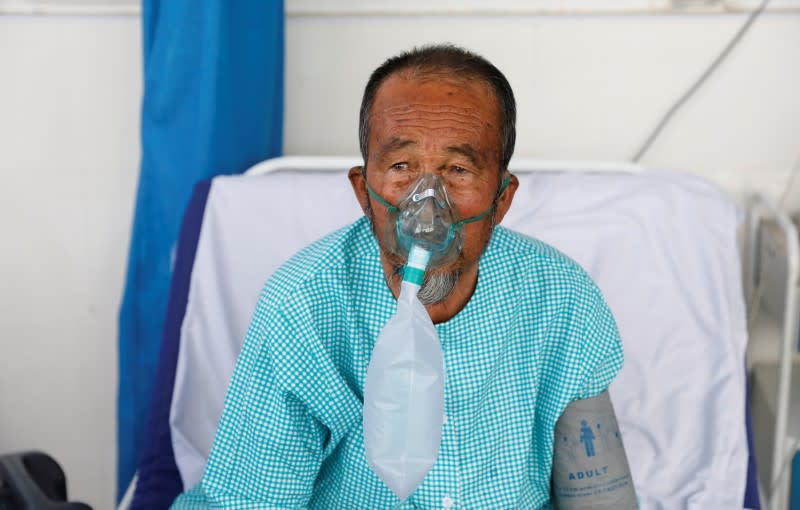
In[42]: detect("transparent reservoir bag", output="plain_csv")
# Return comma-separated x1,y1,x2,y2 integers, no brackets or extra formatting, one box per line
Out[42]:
362,245,445,500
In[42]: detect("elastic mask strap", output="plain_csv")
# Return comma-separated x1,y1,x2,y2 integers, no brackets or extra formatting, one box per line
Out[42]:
365,181,399,213
455,174,512,227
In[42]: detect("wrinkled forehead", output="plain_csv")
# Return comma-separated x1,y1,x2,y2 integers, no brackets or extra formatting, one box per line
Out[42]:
368,73,502,155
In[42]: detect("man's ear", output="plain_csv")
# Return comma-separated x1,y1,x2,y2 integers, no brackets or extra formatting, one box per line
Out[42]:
493,171,519,225
348,166,370,215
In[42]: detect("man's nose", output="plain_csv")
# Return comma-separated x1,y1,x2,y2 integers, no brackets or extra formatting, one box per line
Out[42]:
417,198,436,231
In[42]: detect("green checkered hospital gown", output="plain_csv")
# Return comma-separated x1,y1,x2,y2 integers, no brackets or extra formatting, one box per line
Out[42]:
171,216,623,509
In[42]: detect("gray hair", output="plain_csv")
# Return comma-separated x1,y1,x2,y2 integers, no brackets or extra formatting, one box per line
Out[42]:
358,44,516,173
417,269,462,305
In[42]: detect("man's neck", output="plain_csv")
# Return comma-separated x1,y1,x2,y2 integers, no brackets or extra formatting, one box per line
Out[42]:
380,257,479,324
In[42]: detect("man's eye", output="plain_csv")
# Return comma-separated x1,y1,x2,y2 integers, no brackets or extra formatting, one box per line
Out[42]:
390,162,409,171
450,166,470,175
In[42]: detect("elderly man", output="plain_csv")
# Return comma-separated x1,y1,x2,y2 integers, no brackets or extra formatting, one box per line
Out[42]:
171,45,636,509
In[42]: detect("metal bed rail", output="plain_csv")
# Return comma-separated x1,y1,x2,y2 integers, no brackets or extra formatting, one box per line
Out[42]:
745,194,800,510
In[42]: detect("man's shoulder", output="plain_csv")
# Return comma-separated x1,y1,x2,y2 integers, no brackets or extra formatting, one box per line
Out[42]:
491,228,623,403
491,227,596,291
260,216,373,303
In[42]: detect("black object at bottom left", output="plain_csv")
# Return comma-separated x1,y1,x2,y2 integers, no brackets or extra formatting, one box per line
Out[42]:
0,452,92,510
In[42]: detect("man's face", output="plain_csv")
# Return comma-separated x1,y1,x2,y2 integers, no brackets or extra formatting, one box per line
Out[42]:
352,73,515,280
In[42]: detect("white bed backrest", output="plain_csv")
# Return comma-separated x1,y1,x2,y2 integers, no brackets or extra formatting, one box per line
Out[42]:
170,158,748,509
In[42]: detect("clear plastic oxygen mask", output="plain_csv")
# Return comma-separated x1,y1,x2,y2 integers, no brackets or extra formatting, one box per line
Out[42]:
391,174,462,267
366,172,510,270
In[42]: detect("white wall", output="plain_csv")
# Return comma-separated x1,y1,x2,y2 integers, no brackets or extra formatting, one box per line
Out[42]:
285,12,800,208
0,15,140,510
0,9,798,510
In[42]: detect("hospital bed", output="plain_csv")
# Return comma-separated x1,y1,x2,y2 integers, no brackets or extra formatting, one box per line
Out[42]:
127,157,760,510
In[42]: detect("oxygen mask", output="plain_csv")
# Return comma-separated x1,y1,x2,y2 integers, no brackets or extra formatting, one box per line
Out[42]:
388,174,462,267
365,171,511,269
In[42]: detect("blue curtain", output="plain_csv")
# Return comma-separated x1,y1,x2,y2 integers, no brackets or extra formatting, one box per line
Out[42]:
118,0,284,499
